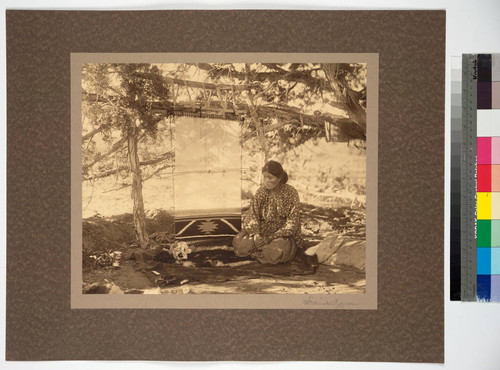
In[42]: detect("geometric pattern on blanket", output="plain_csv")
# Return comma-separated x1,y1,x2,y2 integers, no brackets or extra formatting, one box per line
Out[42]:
175,215,241,239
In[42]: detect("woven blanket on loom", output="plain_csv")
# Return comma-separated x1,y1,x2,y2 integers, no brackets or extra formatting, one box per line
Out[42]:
175,213,241,239
173,116,242,240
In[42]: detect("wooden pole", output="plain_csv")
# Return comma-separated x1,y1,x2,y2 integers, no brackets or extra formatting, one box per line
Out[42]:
163,76,259,91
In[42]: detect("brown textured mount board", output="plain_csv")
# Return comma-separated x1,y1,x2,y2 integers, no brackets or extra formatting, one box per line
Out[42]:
6,10,445,362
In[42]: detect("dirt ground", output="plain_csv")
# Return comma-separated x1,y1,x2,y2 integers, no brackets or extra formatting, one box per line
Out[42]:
83,259,366,295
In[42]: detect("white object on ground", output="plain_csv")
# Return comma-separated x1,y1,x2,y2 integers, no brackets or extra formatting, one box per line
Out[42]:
170,241,193,260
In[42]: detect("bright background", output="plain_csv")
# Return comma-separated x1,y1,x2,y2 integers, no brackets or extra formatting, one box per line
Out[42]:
2,0,500,369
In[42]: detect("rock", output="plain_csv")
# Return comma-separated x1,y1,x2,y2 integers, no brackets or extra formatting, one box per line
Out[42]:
330,239,366,270
108,284,124,294
82,283,110,294
305,233,343,263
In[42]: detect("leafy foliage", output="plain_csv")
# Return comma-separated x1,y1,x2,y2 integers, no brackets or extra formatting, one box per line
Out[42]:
114,64,170,137
188,63,367,154
82,64,171,179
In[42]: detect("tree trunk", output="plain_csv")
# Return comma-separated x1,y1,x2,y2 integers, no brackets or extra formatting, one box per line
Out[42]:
127,127,149,249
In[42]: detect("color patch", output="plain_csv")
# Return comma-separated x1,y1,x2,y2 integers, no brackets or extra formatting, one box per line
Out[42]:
477,165,492,191
477,220,491,248
492,110,500,136
477,275,491,301
477,192,492,219
493,56,500,81
477,137,492,164
479,54,492,82
491,192,500,219
478,82,492,109
492,220,500,247
491,165,500,191
493,82,500,109
477,110,492,137
477,248,491,275
493,137,500,164
492,248,500,274
490,275,500,301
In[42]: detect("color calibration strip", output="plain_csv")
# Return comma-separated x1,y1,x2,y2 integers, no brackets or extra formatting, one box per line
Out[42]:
476,54,500,301
452,54,500,301
461,54,478,301
450,57,462,301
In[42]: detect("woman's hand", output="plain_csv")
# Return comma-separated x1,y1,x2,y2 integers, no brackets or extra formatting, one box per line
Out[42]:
254,234,272,247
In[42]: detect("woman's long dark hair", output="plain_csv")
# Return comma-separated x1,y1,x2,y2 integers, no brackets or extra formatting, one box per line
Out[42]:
262,160,288,184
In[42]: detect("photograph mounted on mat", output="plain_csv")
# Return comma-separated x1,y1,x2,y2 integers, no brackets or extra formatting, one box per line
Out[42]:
71,53,378,309
7,10,444,363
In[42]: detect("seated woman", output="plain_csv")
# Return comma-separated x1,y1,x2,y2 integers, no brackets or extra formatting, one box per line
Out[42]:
232,160,303,264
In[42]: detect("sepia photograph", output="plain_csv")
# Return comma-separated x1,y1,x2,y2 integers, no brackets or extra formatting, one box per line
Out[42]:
73,55,377,307
5,7,450,363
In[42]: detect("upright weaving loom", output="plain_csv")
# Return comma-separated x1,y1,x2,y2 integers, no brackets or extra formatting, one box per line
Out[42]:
174,116,242,240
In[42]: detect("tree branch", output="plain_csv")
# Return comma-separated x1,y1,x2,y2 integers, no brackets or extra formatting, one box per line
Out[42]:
82,124,113,142
83,150,174,181
82,136,127,172
195,64,328,89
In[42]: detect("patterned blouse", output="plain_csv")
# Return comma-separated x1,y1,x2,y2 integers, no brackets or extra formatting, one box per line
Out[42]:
242,183,303,248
